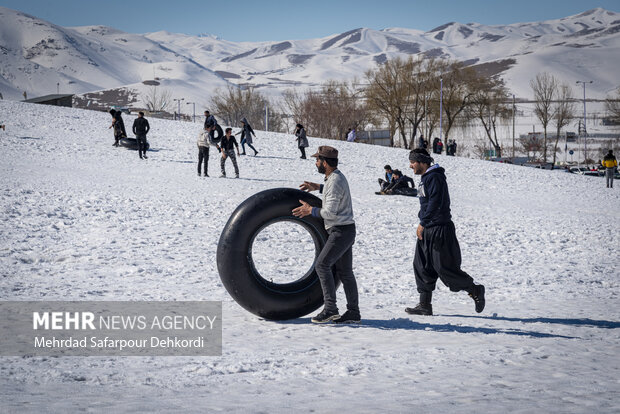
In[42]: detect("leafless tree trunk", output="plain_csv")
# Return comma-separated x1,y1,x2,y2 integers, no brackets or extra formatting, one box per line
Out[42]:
530,72,557,163
143,86,172,113
552,83,576,166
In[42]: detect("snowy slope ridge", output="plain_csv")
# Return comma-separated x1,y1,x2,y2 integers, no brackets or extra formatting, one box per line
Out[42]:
1,100,619,412
0,6,619,105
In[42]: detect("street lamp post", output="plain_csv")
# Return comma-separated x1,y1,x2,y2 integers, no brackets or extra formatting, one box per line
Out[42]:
173,98,185,121
576,80,592,162
186,101,196,122
57,83,59,94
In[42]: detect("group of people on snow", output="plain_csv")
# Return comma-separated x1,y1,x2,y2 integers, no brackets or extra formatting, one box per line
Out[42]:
377,164,417,196
418,135,457,156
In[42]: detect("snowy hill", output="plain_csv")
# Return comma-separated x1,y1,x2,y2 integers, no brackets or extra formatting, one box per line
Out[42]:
1,6,619,107
1,100,619,412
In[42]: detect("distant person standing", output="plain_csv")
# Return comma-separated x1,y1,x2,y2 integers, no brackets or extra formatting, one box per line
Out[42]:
436,139,443,154
602,149,618,188
197,128,211,177
237,117,258,156
347,128,357,142
204,110,217,129
132,111,150,159
220,127,240,178
418,135,425,149
0,123,5,131
405,148,485,316
292,146,360,324
432,137,440,154
109,109,127,147
295,123,309,159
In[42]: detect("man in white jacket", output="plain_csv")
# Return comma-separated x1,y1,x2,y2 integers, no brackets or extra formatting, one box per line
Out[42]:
292,146,360,324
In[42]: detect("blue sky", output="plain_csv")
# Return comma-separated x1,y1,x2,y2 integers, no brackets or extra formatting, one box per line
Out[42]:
1,0,618,42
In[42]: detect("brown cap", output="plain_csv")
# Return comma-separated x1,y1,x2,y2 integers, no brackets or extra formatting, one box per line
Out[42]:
311,145,338,159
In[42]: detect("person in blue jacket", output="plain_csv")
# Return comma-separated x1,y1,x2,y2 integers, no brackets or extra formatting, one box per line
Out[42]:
405,148,485,316
378,164,394,191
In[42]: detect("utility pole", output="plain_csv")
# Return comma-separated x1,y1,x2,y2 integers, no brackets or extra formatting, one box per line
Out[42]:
57,83,59,94
173,98,184,121
186,101,196,122
576,80,592,163
512,94,515,159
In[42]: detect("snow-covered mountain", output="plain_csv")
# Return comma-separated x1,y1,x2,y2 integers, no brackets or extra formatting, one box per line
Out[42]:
1,6,619,107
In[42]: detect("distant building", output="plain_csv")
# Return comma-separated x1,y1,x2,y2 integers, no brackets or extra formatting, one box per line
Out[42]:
356,130,391,147
23,94,74,107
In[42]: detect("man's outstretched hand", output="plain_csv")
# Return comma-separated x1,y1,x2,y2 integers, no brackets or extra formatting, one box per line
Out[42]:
292,200,313,218
299,181,319,192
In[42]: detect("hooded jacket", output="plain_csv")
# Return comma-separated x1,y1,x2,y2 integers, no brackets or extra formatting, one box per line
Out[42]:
240,118,255,144
417,165,452,228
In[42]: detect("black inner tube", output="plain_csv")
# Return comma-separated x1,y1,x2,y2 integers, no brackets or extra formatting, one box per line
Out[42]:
217,188,332,320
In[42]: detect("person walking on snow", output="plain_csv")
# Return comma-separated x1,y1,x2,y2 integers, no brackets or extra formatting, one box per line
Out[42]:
292,146,360,324
132,111,150,159
602,149,617,188
236,117,258,156
220,127,240,178
109,109,127,147
295,123,309,159
405,148,485,316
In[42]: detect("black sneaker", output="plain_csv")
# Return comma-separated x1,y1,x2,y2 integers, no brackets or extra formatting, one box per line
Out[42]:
405,303,433,316
333,310,361,324
143,155,148,159
311,309,339,324
469,285,485,313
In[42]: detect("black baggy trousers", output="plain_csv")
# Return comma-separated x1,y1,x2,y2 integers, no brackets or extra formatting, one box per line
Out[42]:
413,221,474,297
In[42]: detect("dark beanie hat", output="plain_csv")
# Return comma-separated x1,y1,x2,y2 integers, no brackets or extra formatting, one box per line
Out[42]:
409,148,434,165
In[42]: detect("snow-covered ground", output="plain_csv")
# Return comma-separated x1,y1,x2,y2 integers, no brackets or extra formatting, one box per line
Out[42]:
0,100,619,413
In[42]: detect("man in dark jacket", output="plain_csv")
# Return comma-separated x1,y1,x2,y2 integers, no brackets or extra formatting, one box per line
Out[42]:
405,148,485,316
109,109,127,147
132,112,150,159
204,110,217,129
219,127,240,178
382,170,417,196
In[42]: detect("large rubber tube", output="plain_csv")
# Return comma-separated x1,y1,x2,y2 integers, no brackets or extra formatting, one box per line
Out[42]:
217,188,334,320
209,124,223,146
119,137,150,151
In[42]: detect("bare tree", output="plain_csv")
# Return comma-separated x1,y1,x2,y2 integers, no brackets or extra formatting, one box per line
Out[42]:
210,85,284,131
605,87,620,123
468,77,511,157
284,80,368,140
365,57,414,147
143,86,172,112
437,60,479,141
551,83,576,166
530,72,557,163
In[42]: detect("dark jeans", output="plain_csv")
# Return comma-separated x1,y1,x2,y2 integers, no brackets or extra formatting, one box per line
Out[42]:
241,138,257,154
413,221,475,303
299,146,306,159
315,223,358,313
220,150,239,176
198,146,209,175
136,134,147,157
